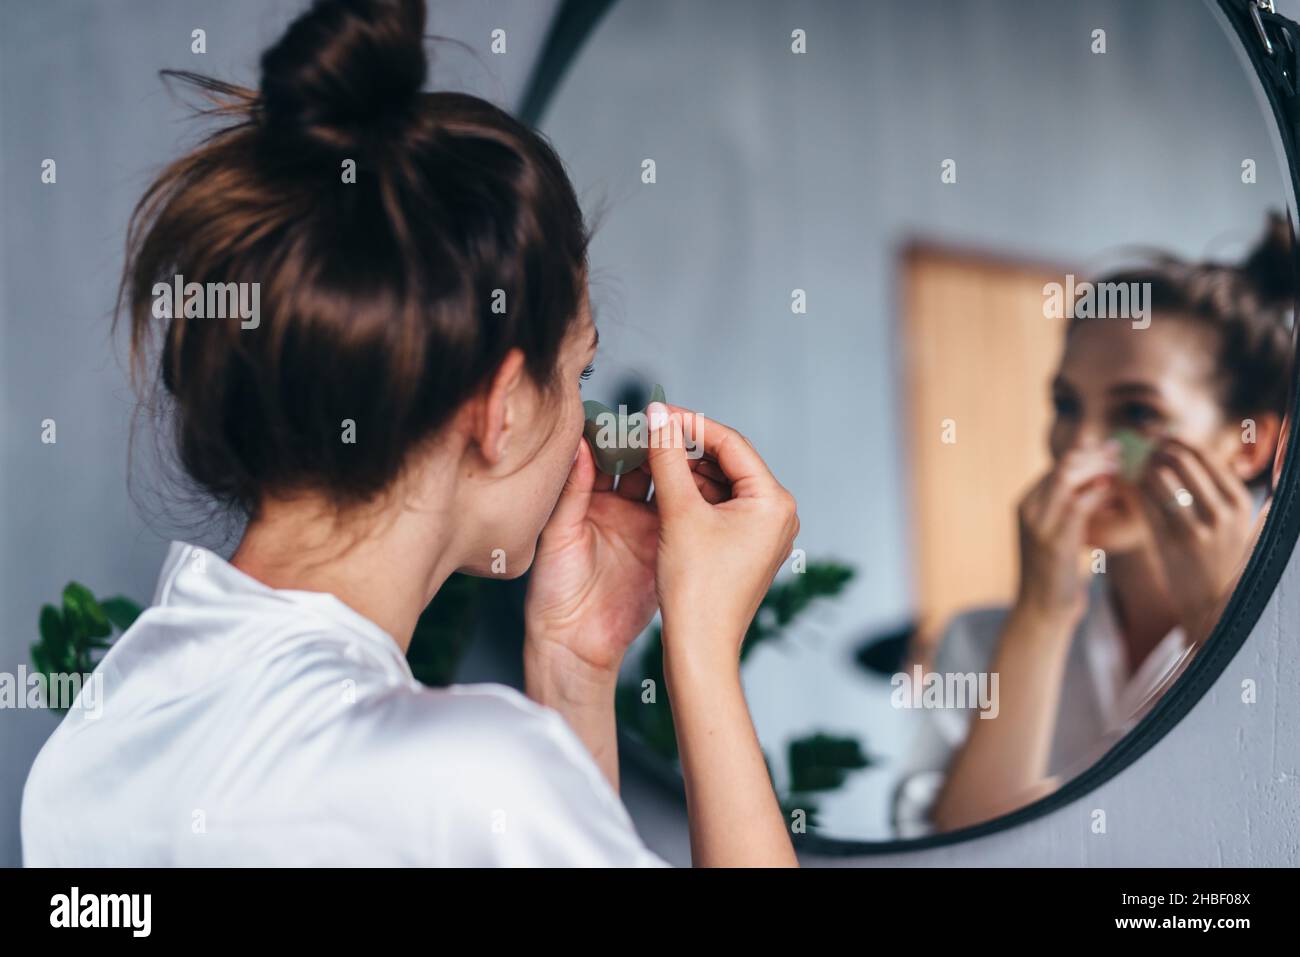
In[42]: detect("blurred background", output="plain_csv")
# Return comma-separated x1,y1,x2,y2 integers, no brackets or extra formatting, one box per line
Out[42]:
539,0,1289,840
0,0,1289,863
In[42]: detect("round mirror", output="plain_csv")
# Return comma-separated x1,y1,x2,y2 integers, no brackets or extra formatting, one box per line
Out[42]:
530,0,1300,848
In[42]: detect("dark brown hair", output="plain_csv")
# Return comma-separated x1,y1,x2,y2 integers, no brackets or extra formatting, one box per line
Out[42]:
121,0,590,516
1070,212,1296,423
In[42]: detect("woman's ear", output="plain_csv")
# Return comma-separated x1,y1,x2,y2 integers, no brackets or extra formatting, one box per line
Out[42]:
1228,411,1283,483
475,348,528,466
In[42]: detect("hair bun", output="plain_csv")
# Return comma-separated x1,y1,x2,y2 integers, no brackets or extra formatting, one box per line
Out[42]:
1239,210,1295,311
259,0,427,153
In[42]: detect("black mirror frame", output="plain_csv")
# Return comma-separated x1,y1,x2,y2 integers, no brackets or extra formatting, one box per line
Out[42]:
518,0,1300,855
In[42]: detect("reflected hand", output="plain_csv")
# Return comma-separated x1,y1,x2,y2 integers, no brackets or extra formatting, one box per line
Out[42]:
1014,445,1120,624
1136,437,1256,644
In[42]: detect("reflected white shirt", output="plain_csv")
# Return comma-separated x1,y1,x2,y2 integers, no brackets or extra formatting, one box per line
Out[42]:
22,542,667,867
892,576,1193,837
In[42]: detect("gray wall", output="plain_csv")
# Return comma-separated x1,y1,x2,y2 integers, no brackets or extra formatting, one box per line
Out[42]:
2,0,1296,868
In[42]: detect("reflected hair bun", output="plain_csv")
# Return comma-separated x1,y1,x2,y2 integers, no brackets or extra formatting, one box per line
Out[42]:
259,0,428,153
1078,211,1296,427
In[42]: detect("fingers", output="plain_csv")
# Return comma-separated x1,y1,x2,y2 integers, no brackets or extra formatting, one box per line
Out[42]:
602,457,727,504
693,470,731,505
634,456,730,503
1134,468,1183,544
1142,447,1219,526
587,406,731,505
546,439,596,531
1064,480,1113,536
662,402,778,498
633,447,729,487
615,467,652,502
692,458,729,486
634,469,728,507
1158,437,1250,510
645,402,700,510
1034,446,1119,533
632,403,765,511
1137,438,1252,538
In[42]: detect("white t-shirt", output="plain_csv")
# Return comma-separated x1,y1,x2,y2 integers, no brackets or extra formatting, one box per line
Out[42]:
22,542,667,867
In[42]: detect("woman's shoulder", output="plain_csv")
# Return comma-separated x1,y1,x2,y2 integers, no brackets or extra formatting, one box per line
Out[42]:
360,681,612,805
386,681,584,758
380,681,605,784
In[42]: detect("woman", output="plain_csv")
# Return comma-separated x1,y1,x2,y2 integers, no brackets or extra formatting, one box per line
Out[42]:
898,216,1294,835
21,0,799,867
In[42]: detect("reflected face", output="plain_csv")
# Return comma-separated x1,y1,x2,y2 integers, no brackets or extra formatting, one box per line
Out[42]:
1049,316,1237,552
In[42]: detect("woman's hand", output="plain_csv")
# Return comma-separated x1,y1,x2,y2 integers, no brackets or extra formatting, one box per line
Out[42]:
522,437,661,790
643,402,800,867
522,427,732,790
1135,436,1256,644
644,403,800,674
525,438,660,677
1013,445,1119,625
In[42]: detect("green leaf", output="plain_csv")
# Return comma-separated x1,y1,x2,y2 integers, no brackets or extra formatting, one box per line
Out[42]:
101,596,144,632
406,573,481,688
737,561,855,663
62,582,111,640
37,605,78,674
37,605,68,660
787,732,872,794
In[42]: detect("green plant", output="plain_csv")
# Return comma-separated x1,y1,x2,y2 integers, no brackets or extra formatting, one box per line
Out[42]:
31,583,142,713
741,561,855,663
787,731,872,793
774,732,873,835
405,573,483,688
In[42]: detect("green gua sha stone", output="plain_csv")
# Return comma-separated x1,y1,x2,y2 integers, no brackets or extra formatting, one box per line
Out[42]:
583,384,666,476
1113,428,1156,480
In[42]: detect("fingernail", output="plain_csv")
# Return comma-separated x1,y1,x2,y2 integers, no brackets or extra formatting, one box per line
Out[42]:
647,401,668,430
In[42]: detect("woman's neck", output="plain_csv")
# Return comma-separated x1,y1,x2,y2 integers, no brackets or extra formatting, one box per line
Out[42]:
230,492,461,654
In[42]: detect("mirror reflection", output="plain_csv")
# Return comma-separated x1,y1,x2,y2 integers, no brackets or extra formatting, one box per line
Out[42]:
541,0,1297,841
